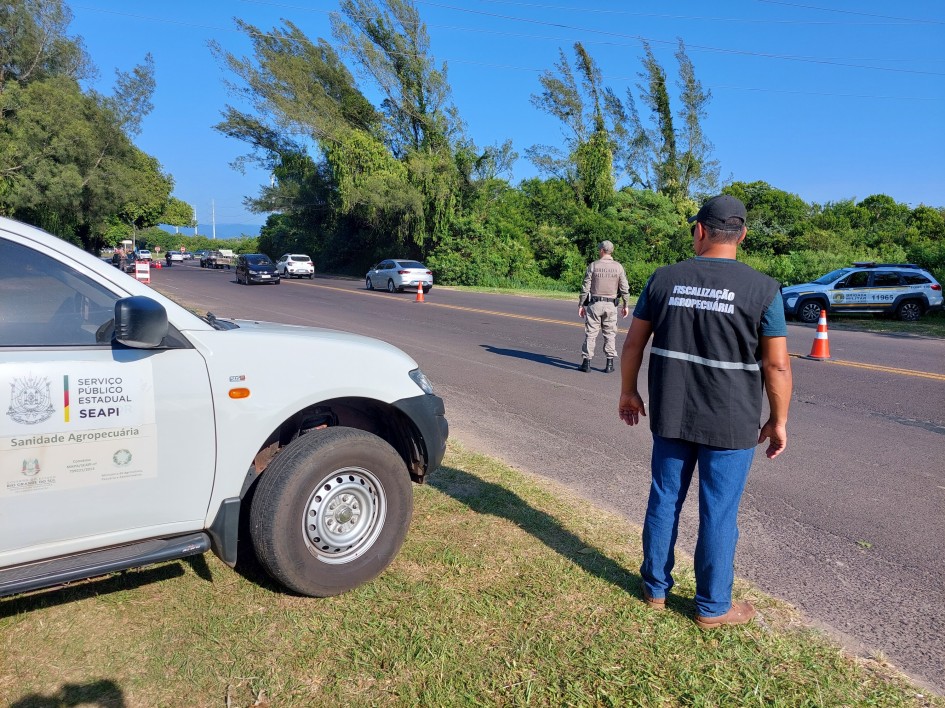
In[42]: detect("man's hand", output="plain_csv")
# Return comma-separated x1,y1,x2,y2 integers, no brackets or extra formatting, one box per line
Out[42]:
578,306,586,318
621,306,629,318
619,391,646,426
758,419,787,459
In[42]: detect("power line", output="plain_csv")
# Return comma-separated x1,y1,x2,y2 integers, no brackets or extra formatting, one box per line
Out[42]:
752,0,944,24
63,4,945,116
73,2,945,80
462,0,942,26
409,0,945,76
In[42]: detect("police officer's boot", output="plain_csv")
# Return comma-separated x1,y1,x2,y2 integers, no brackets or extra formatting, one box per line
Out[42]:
578,358,590,373
605,357,614,373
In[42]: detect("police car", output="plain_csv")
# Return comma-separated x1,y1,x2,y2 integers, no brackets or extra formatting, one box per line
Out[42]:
0,217,448,599
781,263,943,323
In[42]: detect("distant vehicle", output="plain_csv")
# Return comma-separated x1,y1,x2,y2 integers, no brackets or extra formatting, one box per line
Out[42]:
200,250,232,269
276,253,315,279
182,252,194,260
366,259,433,294
166,252,185,264
782,262,943,322
235,253,281,285
135,249,151,261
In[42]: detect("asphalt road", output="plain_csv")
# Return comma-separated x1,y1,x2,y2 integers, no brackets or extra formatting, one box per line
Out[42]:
154,262,945,693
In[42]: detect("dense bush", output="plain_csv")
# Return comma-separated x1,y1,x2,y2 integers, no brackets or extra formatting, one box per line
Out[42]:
251,177,942,293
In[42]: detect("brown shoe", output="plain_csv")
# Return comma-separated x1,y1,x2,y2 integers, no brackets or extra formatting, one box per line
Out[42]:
694,601,756,629
642,589,665,611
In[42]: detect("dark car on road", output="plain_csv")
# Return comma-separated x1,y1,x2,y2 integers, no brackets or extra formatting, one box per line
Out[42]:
235,253,281,285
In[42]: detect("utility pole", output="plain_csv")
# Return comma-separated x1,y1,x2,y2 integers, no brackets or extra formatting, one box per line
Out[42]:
212,199,216,240
192,205,198,236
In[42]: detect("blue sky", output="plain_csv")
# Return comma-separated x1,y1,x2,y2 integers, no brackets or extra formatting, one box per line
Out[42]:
68,1,945,229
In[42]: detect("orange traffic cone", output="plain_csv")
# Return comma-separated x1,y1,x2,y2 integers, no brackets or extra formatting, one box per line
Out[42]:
806,309,830,360
415,283,425,303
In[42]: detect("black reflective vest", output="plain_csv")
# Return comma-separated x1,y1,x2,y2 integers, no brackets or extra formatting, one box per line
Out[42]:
644,257,781,449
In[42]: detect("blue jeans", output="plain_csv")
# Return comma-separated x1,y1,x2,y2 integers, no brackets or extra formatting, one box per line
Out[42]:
640,435,755,617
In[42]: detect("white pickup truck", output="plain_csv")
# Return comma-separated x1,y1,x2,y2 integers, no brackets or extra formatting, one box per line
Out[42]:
0,217,448,598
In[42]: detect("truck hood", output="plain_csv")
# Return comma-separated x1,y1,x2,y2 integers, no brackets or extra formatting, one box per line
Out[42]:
184,318,425,407
781,283,818,295
221,318,418,368
233,317,385,341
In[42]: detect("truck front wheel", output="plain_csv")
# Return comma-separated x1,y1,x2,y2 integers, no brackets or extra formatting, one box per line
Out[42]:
249,427,413,597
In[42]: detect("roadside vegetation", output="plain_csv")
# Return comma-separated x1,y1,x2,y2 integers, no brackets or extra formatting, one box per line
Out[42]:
1,442,939,707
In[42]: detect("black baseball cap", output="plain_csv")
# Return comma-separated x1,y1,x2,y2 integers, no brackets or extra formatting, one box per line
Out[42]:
687,195,747,232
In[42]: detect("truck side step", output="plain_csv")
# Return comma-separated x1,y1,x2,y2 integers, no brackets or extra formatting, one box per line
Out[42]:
0,532,211,598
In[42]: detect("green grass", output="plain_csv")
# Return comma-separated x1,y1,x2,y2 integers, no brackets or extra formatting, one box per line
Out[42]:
1,442,939,707
438,284,580,301
817,311,945,338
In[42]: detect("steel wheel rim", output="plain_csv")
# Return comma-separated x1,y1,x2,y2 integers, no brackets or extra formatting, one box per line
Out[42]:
302,467,386,564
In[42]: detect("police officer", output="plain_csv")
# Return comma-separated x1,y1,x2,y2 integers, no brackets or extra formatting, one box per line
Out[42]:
578,240,630,372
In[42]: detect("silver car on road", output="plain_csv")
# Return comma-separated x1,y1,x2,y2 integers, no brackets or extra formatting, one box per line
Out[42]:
366,259,433,293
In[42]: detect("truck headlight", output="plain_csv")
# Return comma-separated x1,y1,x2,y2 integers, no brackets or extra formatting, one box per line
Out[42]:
409,369,434,394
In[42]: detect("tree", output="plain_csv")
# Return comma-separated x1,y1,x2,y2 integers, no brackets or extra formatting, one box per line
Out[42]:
108,149,173,247
161,196,195,232
332,0,468,251
217,1,481,268
674,41,719,199
724,181,810,254
529,39,715,205
213,17,420,262
0,0,92,92
528,42,618,209
0,0,161,252
625,40,719,201
331,0,461,156
908,205,945,242
109,52,155,137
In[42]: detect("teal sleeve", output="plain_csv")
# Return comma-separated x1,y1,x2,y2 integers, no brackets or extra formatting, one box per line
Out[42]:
632,276,654,320
761,292,787,336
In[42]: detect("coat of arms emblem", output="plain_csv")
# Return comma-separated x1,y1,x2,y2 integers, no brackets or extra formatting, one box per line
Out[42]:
7,375,56,425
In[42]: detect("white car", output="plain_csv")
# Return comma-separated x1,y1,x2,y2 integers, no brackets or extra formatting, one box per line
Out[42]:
135,249,151,261
366,259,433,293
0,217,447,599
277,253,315,279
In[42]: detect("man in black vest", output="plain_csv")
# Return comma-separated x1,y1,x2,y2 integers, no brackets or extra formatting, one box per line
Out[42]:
618,194,792,628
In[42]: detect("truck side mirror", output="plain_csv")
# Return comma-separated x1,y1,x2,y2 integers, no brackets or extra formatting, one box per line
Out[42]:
114,296,168,348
